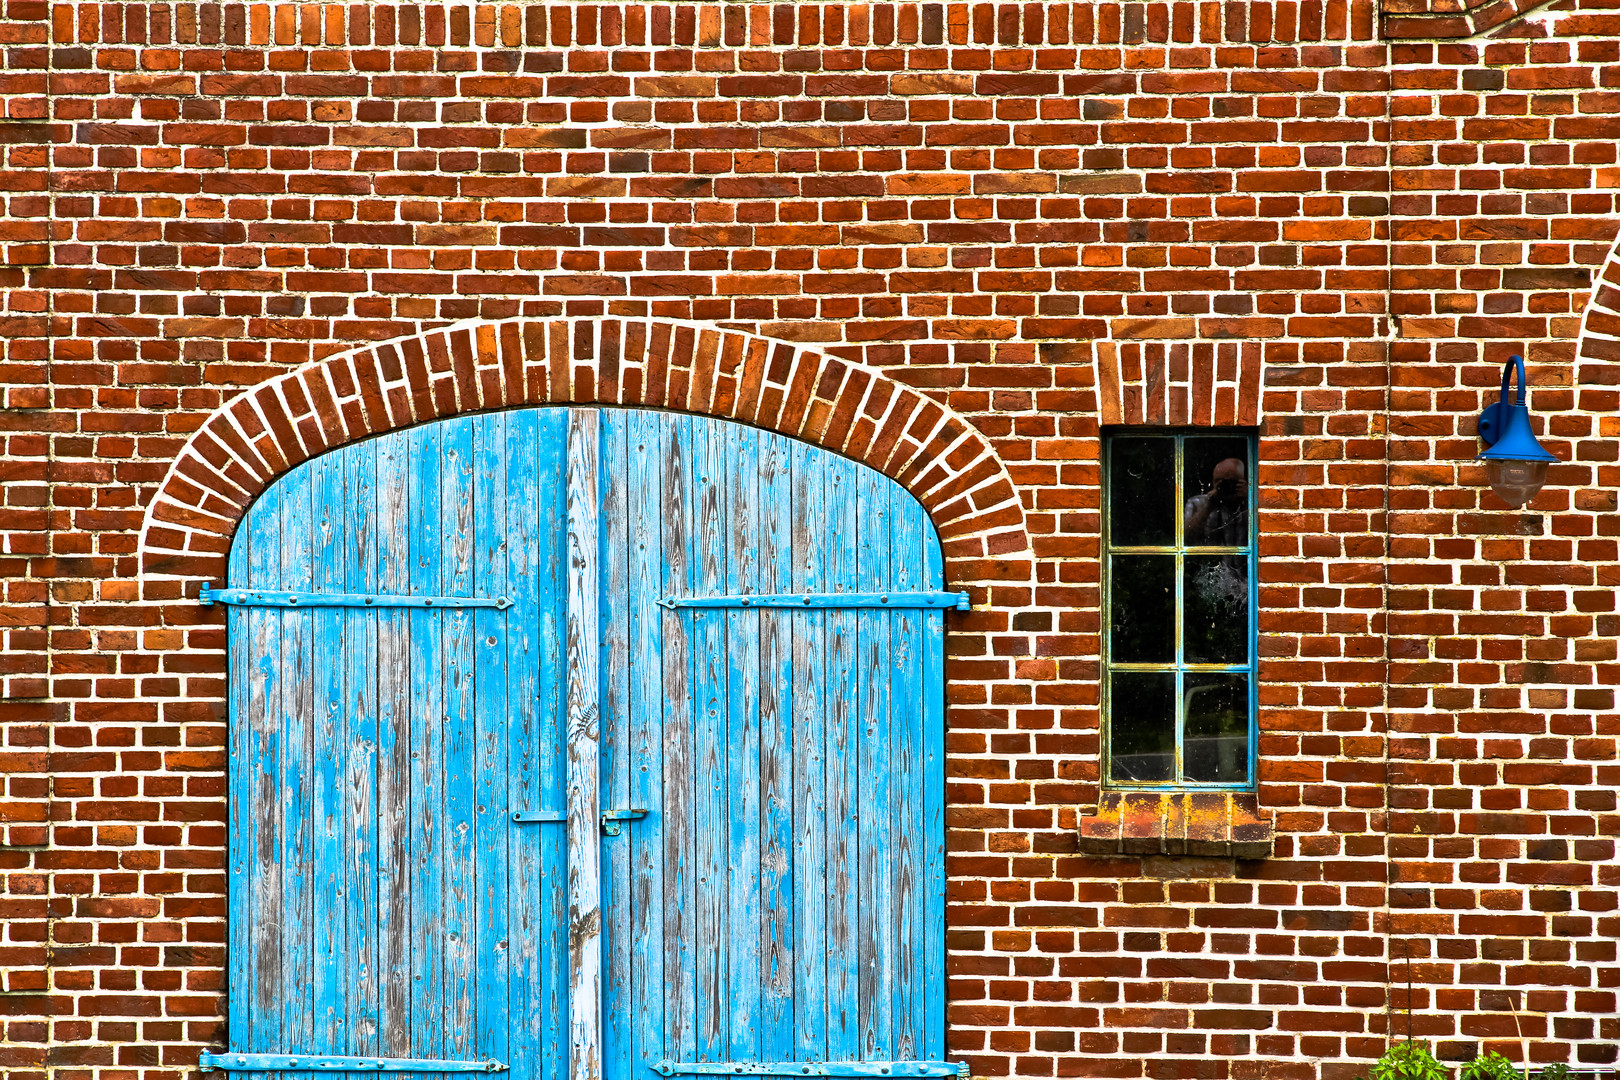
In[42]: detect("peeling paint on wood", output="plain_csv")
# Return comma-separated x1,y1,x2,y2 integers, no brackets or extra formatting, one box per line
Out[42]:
227,407,948,1080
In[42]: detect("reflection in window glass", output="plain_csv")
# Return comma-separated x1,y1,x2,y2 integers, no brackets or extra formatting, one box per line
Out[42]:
1110,555,1175,663
1110,672,1176,783
1184,674,1249,783
1184,556,1247,665
1105,431,1256,788
1110,438,1175,546
1183,436,1250,548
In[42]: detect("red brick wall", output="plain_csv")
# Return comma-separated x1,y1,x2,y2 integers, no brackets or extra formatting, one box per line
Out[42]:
1,2,1616,1078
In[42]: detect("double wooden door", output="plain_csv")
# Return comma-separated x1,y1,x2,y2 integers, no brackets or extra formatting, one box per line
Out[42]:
216,408,953,1080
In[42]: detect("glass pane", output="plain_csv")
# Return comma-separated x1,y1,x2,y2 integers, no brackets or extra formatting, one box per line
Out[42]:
1109,554,1174,663
1183,435,1250,547
1109,437,1174,546
1184,555,1249,664
1184,673,1250,784
1109,672,1176,783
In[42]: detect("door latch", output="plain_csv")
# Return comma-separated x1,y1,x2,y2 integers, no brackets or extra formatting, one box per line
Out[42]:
600,808,648,836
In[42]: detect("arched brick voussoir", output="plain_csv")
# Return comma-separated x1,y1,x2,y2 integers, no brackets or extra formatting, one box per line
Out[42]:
138,317,1034,595
1577,230,1620,382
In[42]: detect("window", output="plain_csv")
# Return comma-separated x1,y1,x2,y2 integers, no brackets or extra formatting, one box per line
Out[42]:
1104,431,1256,789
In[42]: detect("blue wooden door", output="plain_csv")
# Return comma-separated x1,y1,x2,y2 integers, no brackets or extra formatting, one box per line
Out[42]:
223,410,574,1080
220,408,948,1080
596,412,949,1080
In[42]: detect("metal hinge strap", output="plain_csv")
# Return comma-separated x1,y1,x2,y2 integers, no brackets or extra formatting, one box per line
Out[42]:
659,592,968,612
199,1052,506,1073
652,1063,966,1078
200,585,512,610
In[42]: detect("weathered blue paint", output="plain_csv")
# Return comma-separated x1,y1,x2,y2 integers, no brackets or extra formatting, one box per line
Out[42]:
511,811,568,824
855,466,893,1058
724,417,762,1065
473,412,513,1080
200,585,513,609
823,460,859,1062
623,408,671,1080
599,410,634,1080
756,429,794,1065
599,809,649,836
199,1052,506,1073
596,411,949,1078
651,1061,965,1078
789,441,828,1063
342,438,379,1064
227,414,573,1080
657,592,966,611
308,444,344,1068
226,407,950,1080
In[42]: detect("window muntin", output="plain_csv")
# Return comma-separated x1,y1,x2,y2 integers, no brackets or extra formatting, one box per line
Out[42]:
1104,431,1257,789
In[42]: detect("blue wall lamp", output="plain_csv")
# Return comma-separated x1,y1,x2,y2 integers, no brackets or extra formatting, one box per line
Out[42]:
1477,354,1558,508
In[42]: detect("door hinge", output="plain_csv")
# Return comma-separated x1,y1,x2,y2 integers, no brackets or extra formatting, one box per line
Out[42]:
659,592,968,612
652,1062,966,1078
199,1052,507,1073
200,585,512,610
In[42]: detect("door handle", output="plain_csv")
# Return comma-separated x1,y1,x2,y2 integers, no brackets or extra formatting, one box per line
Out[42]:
600,808,648,836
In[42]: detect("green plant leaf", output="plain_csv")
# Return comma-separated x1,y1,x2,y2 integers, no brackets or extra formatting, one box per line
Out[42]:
1370,1041,1450,1080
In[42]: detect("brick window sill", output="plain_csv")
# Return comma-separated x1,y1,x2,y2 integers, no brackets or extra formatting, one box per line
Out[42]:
1077,792,1274,859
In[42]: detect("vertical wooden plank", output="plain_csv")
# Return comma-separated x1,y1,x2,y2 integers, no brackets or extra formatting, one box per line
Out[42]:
309,447,347,1056
628,409,668,1073
889,490,926,1060
441,417,479,1063
227,496,251,1057
823,457,859,1060
341,440,381,1062
789,441,827,1062
921,524,947,1059
566,408,603,1080
690,416,728,1062
724,419,762,1064
756,431,795,1061
279,454,315,1067
504,408,543,1080
660,414,696,1067
508,408,571,1080
598,409,634,1080
855,468,894,1058
374,429,414,1060
472,413,511,1075
532,409,571,1080
239,483,283,1061
407,421,446,1063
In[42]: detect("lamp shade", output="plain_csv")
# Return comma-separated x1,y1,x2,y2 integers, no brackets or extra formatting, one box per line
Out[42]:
1476,354,1556,508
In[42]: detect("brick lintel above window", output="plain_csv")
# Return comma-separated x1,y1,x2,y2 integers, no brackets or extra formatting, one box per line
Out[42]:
1077,792,1274,860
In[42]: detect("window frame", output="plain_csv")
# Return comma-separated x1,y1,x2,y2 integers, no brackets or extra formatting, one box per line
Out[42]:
1102,428,1259,792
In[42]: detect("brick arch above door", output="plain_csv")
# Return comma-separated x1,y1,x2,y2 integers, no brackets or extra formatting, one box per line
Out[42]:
138,316,1032,597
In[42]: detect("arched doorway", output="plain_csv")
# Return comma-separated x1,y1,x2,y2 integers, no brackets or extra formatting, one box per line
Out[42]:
210,407,957,1080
